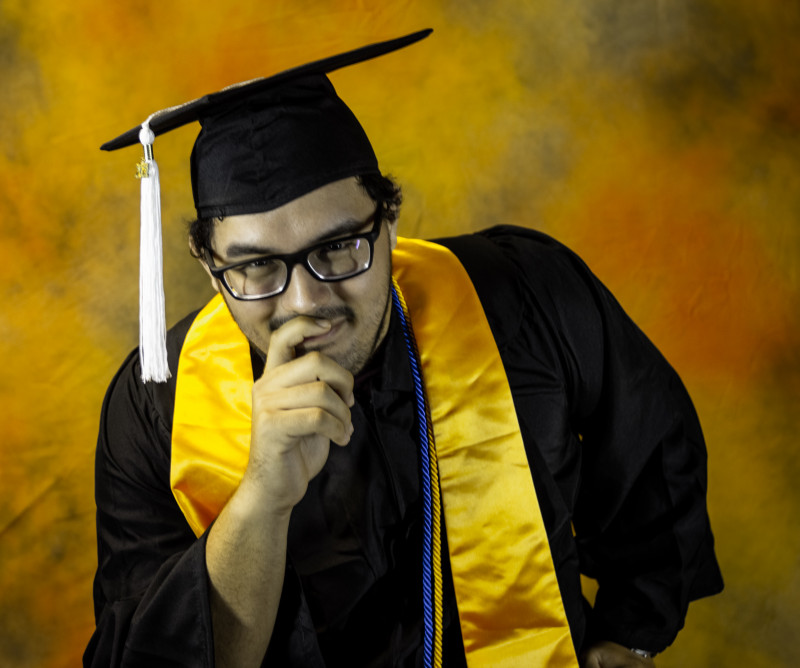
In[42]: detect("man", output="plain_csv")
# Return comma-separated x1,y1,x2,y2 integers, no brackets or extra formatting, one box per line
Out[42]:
85,30,723,667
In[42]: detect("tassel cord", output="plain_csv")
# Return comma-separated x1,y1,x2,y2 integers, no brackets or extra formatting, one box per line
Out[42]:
136,122,171,382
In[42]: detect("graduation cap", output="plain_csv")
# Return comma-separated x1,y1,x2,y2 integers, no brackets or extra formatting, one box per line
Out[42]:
102,29,432,383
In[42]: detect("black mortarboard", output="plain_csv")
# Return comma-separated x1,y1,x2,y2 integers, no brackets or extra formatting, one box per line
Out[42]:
102,29,432,382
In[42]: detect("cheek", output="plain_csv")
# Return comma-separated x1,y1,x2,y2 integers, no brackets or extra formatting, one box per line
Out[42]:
336,272,384,309
245,301,277,324
224,294,276,327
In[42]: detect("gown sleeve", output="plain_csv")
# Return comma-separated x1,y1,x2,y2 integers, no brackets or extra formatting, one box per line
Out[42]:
472,227,724,654
83,318,216,667
83,324,318,667
562,254,724,653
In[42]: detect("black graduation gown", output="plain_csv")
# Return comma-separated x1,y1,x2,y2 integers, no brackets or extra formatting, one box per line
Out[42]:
84,227,723,667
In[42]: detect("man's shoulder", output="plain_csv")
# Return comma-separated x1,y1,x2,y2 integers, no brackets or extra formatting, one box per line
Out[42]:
166,307,205,363
429,225,605,349
103,307,205,424
434,225,584,272
432,225,595,305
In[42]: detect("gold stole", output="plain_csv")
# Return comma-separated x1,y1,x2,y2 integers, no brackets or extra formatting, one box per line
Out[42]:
171,238,578,667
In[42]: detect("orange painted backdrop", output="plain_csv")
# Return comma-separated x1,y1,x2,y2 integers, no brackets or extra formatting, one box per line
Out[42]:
1,1,798,666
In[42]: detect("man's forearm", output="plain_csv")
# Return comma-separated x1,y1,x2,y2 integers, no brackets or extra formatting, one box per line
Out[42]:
206,478,292,668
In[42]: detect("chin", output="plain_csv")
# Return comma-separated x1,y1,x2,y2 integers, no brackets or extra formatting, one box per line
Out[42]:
319,348,366,376
322,340,373,376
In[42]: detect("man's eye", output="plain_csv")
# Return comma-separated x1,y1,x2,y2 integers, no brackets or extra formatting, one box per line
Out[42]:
323,239,357,253
239,258,281,276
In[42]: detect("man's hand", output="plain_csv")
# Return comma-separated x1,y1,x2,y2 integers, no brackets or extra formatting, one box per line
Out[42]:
207,315,354,668
245,316,355,513
581,641,656,668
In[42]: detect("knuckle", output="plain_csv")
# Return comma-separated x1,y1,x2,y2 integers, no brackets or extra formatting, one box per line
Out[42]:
251,393,267,413
252,387,278,411
311,379,330,399
309,406,327,426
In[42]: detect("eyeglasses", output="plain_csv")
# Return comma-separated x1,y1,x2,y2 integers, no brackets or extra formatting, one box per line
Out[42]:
203,204,384,301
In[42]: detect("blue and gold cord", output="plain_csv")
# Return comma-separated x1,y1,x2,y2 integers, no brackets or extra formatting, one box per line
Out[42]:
391,279,443,668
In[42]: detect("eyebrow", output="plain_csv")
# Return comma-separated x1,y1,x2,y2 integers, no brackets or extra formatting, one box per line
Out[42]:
221,214,374,260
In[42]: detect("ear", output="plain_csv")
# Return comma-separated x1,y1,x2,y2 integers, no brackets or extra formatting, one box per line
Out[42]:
387,219,398,251
190,240,221,294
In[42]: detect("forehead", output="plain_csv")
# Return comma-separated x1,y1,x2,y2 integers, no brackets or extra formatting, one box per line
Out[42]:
211,177,375,254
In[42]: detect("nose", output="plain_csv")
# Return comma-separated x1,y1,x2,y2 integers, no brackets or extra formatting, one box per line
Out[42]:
278,263,332,314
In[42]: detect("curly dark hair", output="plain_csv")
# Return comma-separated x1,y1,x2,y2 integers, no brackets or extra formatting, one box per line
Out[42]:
188,172,403,259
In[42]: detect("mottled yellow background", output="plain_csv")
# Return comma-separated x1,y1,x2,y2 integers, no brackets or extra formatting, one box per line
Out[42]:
1,1,798,666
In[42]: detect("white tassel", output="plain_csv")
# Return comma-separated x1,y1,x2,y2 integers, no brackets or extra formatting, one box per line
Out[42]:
137,123,171,383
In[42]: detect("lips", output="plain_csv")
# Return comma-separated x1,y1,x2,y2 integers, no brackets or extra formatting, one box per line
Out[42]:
300,318,346,348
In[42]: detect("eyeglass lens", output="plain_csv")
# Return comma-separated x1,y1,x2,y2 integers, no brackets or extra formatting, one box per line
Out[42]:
224,237,372,298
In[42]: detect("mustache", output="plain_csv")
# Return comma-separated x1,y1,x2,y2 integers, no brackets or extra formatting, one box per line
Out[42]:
269,305,356,331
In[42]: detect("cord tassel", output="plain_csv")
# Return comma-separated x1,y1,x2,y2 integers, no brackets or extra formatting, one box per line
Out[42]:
137,123,171,383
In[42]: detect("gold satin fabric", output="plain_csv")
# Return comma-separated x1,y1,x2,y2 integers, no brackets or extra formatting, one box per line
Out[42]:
393,239,577,667
171,238,577,666
171,294,253,537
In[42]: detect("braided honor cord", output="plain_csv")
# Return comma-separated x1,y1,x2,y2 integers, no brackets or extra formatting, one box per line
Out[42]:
391,279,443,668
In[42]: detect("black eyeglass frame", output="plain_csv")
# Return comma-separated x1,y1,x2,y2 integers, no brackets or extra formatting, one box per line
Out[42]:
203,204,384,301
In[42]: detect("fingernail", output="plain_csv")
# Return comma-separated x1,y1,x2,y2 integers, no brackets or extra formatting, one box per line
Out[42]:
348,423,354,436
315,319,332,328
348,393,355,407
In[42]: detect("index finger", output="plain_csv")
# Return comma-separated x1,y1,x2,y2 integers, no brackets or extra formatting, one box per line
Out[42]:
265,316,333,370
